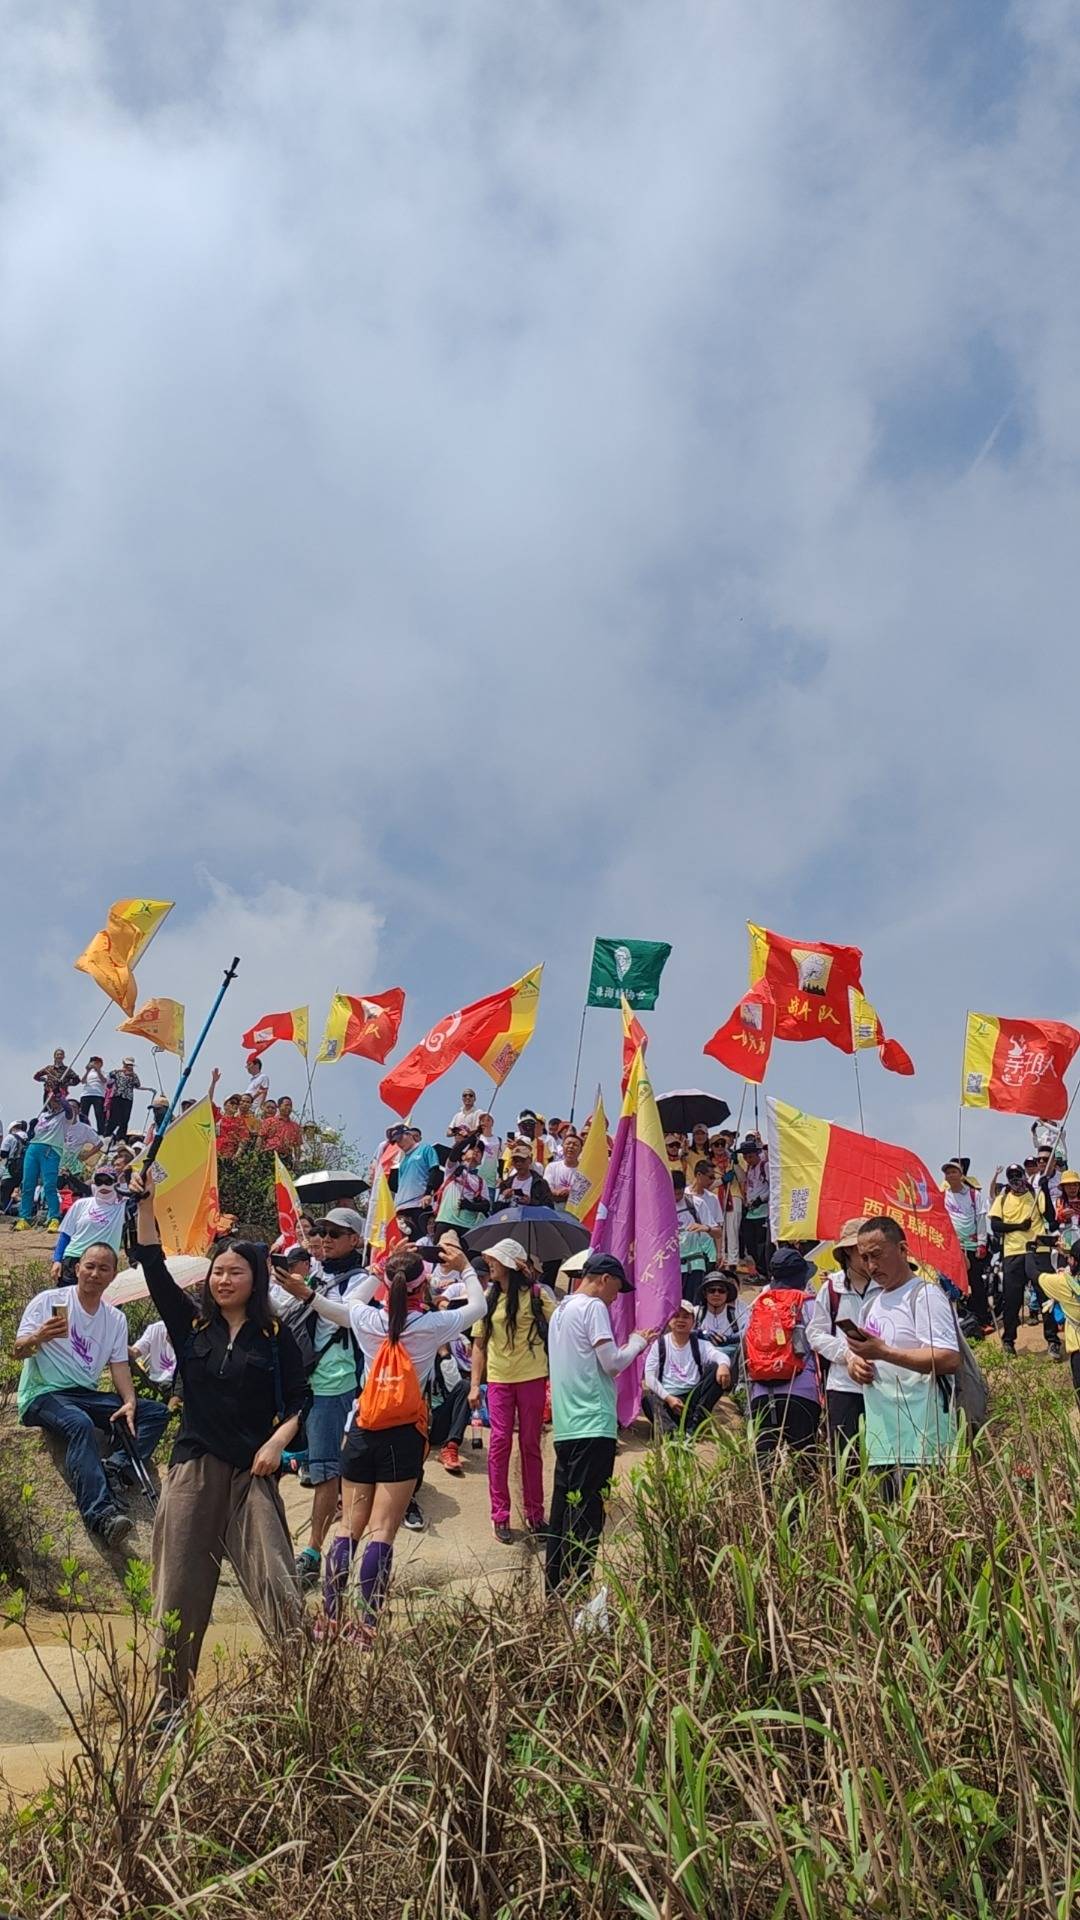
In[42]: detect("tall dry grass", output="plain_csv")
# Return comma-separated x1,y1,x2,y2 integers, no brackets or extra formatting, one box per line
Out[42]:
3,1346,1080,1918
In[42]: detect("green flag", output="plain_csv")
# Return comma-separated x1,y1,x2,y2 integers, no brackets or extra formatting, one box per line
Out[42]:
587,938,672,1010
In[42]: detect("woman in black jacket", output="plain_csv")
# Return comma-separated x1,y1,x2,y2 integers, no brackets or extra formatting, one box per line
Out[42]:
132,1179,308,1705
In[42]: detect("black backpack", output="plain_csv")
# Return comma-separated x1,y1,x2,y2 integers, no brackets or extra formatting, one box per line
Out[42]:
657,1329,706,1380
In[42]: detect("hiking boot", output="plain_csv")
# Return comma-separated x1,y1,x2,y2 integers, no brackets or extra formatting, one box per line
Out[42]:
527,1522,548,1546
1002,1340,1017,1356
493,1523,514,1545
97,1508,134,1548
439,1442,464,1475
403,1499,424,1532
294,1548,322,1591
1049,1342,1064,1360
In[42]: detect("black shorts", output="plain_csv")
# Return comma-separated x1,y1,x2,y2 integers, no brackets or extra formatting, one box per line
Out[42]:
340,1419,426,1486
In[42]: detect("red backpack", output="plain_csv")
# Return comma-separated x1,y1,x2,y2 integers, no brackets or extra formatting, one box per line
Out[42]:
744,1287,812,1384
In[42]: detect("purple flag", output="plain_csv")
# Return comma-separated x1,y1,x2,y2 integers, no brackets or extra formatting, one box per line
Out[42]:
591,1050,682,1423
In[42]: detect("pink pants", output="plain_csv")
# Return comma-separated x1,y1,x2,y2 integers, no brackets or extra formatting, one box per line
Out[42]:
486,1377,547,1527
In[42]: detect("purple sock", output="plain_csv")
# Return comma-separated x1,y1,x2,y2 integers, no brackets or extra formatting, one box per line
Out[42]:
357,1540,393,1620
323,1535,355,1620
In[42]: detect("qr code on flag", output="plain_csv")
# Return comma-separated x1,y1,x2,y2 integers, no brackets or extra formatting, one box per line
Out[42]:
788,1186,810,1224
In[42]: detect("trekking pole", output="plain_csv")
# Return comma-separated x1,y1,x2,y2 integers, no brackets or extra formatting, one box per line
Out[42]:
142,958,240,1176
114,1418,159,1511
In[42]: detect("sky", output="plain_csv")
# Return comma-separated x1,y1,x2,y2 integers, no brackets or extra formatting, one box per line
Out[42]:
2,0,1079,1179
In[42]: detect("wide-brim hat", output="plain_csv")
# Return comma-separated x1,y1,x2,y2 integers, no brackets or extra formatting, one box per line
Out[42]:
484,1237,530,1270
833,1217,868,1251
769,1245,816,1287
941,1156,970,1176
700,1269,739,1300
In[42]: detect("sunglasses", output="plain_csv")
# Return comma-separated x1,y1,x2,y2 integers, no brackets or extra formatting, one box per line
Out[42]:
321,1225,353,1239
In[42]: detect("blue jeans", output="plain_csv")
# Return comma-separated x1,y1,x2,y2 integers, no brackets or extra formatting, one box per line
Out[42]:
23,1389,170,1528
19,1140,60,1222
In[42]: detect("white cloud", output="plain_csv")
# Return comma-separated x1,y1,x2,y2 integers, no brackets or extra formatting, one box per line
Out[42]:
2,1,1080,1168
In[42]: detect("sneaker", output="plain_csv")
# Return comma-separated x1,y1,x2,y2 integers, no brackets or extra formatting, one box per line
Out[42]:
97,1509,134,1548
46,1219,61,1231
526,1522,547,1546
14,1219,30,1232
493,1522,514,1545
403,1499,425,1532
1002,1340,1017,1355
1049,1343,1065,1361
439,1442,464,1476
295,1548,322,1591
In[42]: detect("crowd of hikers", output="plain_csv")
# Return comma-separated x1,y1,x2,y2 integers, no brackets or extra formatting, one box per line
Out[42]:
5,1051,1079,1724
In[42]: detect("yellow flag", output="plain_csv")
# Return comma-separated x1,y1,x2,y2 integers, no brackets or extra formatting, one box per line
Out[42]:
153,1096,229,1255
849,987,883,1052
117,997,185,1056
569,1088,609,1230
75,899,174,1014
469,964,544,1085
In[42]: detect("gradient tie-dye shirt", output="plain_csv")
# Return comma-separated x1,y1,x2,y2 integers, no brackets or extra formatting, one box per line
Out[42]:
16,1287,129,1418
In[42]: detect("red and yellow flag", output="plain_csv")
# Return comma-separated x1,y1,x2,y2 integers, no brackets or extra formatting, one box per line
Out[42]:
242,1008,309,1056
366,1168,404,1272
468,965,544,1086
153,1096,231,1256
273,1153,302,1244
75,899,174,1014
849,989,915,1077
767,1096,966,1291
961,1013,1080,1120
569,1088,610,1231
316,990,405,1066
379,966,543,1117
703,979,775,1084
118,997,185,1057
620,996,648,1096
748,923,863,1053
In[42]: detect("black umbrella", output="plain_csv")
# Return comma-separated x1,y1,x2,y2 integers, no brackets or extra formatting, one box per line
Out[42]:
656,1089,732,1134
295,1170,370,1206
466,1207,590,1265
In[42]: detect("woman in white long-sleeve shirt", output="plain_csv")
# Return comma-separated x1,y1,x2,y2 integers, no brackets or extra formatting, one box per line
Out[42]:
307,1238,486,1631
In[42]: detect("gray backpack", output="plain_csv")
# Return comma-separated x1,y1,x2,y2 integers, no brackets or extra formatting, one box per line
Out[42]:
947,1309,990,1433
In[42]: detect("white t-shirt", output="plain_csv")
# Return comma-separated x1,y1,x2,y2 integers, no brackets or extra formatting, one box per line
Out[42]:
132,1319,177,1385
685,1189,722,1229
59,1192,128,1259
858,1277,959,1465
82,1067,107,1098
644,1334,718,1397
17,1287,129,1419
346,1269,486,1388
247,1072,270,1104
546,1160,589,1208
549,1292,645,1441
450,1108,480,1134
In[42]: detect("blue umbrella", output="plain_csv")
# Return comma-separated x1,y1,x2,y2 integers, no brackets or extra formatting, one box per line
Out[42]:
465,1206,590,1264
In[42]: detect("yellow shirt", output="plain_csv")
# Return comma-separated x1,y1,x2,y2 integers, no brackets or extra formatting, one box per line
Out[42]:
1039,1271,1080,1353
474,1286,555,1384
989,1188,1050,1257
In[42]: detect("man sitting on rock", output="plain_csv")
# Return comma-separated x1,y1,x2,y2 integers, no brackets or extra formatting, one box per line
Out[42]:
13,1243,169,1547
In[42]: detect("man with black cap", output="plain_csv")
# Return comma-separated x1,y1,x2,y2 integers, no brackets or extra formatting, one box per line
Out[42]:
544,1253,659,1594
941,1158,992,1334
989,1164,1058,1356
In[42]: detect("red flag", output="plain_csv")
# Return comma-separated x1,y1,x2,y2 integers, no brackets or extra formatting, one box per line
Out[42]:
962,1013,1080,1120
749,923,865,1053
317,990,405,1065
703,980,776,1084
768,1096,967,1292
241,1007,308,1055
620,995,648,1096
379,987,509,1118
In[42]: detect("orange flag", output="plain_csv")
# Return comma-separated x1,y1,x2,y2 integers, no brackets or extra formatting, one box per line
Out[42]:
620,996,647,1096
118,997,185,1057
75,899,174,1014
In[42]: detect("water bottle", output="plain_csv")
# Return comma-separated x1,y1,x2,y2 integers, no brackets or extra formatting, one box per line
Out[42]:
470,1408,484,1451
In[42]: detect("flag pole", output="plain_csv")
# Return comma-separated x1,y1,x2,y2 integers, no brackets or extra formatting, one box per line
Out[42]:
853,1050,866,1134
568,1001,589,1126
143,958,240,1176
